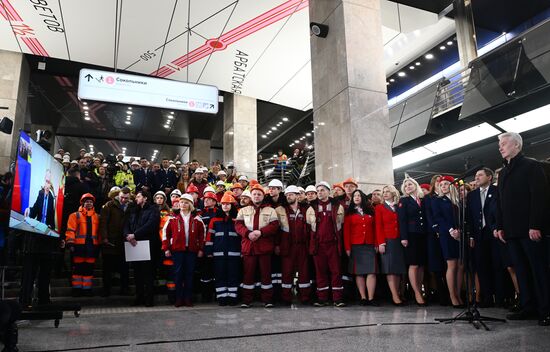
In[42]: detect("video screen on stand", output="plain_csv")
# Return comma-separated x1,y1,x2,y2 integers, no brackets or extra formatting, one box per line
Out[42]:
9,131,64,238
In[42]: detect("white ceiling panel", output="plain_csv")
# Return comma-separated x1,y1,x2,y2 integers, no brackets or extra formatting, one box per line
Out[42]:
0,0,456,110
60,0,116,67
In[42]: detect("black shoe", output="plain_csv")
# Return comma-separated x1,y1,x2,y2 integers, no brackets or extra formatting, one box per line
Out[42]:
452,304,465,309
219,299,228,306
2,322,18,352
240,303,252,308
119,288,131,296
359,299,368,306
538,315,550,326
334,300,346,307
101,290,111,298
507,309,538,321
71,288,82,298
82,290,93,297
367,299,380,307
131,298,144,306
313,301,328,307
508,303,522,313
392,300,405,307
264,302,275,308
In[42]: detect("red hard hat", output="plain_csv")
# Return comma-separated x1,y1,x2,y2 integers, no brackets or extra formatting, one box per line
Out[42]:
80,193,96,204
186,184,199,194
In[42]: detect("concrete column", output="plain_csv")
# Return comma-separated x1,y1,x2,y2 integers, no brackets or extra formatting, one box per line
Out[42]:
223,93,257,180
0,50,29,173
190,138,211,166
454,0,478,68
309,0,393,192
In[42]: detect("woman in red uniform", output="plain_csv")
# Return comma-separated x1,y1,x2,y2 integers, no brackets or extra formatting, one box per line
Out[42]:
343,190,378,305
375,185,406,305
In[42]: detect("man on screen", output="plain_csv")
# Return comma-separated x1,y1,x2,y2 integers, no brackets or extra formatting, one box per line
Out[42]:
25,169,56,230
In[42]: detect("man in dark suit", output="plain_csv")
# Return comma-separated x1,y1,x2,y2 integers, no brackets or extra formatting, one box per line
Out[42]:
28,183,55,230
467,167,504,307
495,132,550,326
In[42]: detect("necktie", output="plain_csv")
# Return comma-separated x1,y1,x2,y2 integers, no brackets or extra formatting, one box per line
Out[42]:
480,188,487,228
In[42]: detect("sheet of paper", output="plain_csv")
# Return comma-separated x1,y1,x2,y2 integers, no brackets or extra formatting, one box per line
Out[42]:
124,240,151,262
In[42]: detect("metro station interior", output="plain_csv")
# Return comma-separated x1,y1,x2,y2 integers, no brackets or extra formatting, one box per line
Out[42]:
1,0,550,351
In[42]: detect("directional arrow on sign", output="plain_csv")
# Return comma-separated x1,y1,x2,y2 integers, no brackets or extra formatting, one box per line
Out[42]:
85,74,93,82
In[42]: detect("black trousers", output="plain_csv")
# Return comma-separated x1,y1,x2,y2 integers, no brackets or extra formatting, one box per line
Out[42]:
102,253,129,293
507,237,550,318
133,260,154,303
474,228,507,303
19,253,52,306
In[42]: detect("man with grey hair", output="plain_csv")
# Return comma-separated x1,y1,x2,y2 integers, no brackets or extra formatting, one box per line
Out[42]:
495,132,550,326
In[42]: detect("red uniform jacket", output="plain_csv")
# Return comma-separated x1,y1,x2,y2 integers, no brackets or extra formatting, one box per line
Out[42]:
235,204,279,255
375,203,400,244
279,205,310,256
306,199,345,255
162,211,205,253
343,212,376,251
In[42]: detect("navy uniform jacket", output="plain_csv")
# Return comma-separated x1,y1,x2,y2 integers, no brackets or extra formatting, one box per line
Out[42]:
397,196,426,241
423,195,438,235
133,168,152,190
205,212,241,257
431,195,458,237
157,169,178,190
466,184,497,240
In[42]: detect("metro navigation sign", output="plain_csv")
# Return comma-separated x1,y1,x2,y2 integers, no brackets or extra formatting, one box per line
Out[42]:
77,69,219,114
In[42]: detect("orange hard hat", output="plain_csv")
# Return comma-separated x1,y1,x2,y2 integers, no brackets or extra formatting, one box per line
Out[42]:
250,183,265,194
230,183,243,190
333,183,345,191
249,179,259,187
220,191,237,204
342,177,358,187
80,193,96,204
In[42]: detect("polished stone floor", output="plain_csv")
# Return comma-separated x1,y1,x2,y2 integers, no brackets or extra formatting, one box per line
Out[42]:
19,303,550,352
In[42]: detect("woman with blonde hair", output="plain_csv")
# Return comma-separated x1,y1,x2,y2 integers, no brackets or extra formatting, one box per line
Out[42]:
397,176,428,306
375,185,406,305
432,176,464,308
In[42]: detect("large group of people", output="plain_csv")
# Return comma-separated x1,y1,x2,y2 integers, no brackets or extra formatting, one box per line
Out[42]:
3,131,549,329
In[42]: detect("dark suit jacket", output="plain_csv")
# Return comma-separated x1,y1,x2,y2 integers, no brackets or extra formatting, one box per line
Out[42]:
466,184,497,240
496,154,550,238
124,203,160,254
431,195,458,237
397,196,426,241
29,189,55,229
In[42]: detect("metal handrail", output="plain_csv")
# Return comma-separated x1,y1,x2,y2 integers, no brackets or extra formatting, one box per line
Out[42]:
431,67,472,118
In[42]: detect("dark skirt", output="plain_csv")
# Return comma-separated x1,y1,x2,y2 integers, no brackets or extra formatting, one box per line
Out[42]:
404,233,427,266
348,244,378,275
427,232,445,272
380,238,407,275
439,231,459,260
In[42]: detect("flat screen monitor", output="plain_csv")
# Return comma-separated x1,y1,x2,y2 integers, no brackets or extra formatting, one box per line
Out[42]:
9,131,64,237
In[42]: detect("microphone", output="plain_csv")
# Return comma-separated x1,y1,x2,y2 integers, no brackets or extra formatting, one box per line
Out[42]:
458,164,484,181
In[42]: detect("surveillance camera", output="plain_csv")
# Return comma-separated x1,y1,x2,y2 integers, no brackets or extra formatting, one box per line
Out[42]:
310,22,329,38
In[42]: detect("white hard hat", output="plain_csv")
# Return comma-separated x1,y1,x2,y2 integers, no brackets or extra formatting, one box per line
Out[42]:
217,170,227,176
268,179,283,188
154,191,166,199
110,186,121,193
131,161,140,166
241,190,252,199
297,186,305,193
54,154,62,160
170,189,182,197
305,185,317,193
316,181,331,191
238,175,249,181
62,155,70,162
284,185,300,195
204,186,216,194
168,164,176,169
180,193,194,204
216,180,226,187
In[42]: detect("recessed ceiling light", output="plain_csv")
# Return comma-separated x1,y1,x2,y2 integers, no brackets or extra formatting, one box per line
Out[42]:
84,117,90,121
389,78,395,82
127,111,132,115
282,117,289,122
128,107,132,110
425,53,434,59
170,111,174,115
397,72,406,77
409,66,414,70
154,149,158,153
447,41,453,45
319,122,325,126
89,144,93,147
84,112,89,115
83,102,87,105
439,46,446,50
386,82,390,85
294,140,299,143
415,62,421,66
306,133,311,136
167,115,174,119
126,116,131,120
271,127,277,130
83,106,89,110
125,120,131,125
261,134,267,138
164,124,169,128
289,144,293,147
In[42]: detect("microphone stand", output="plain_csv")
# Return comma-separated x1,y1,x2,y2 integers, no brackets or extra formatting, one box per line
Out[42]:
435,170,506,330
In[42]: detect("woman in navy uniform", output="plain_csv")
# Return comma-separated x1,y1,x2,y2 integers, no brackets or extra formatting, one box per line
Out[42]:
397,176,428,306
432,176,464,307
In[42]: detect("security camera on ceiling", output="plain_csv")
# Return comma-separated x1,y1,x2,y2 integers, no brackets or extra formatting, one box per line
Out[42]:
310,22,329,38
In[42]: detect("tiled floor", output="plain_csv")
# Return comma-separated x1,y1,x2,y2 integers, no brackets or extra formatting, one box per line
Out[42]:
19,303,550,352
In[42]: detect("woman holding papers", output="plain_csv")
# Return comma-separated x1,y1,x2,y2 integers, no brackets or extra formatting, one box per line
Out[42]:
163,193,206,307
